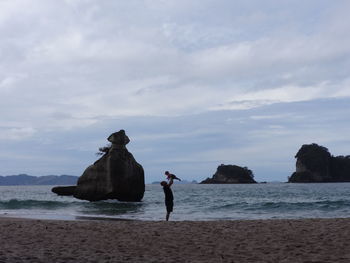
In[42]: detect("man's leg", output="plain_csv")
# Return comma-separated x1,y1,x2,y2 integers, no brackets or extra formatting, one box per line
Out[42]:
166,212,170,221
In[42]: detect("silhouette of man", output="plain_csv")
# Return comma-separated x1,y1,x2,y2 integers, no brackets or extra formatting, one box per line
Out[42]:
160,180,173,221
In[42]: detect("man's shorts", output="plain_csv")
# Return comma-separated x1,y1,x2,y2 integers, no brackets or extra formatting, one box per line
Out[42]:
165,200,173,213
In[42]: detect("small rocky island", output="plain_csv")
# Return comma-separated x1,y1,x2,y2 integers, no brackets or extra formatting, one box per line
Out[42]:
52,130,145,201
289,143,350,183
200,164,256,184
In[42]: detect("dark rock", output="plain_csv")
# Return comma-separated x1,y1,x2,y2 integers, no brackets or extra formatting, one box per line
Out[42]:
52,186,76,196
289,143,350,183
73,130,145,202
200,164,256,184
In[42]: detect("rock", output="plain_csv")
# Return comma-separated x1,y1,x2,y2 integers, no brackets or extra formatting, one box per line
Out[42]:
51,186,76,196
200,164,256,184
72,130,145,201
289,143,350,183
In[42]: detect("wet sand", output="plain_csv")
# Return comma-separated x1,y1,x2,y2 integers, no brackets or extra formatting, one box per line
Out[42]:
1,217,350,262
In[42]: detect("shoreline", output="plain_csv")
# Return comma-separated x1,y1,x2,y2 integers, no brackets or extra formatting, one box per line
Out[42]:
0,212,139,222
1,217,350,262
3,210,350,222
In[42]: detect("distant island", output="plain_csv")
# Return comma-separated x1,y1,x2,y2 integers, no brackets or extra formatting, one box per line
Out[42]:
200,164,256,184
0,174,78,186
289,143,350,183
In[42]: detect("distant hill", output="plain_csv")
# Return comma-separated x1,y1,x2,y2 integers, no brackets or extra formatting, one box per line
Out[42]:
0,174,79,186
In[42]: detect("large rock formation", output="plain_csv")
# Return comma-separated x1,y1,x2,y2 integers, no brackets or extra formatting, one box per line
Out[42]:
289,143,350,183
52,130,145,202
200,164,256,184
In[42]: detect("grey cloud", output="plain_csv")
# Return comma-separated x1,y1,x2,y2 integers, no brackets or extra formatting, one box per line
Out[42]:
0,0,349,181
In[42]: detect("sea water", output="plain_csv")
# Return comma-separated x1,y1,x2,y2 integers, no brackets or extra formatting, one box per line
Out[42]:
1,183,350,221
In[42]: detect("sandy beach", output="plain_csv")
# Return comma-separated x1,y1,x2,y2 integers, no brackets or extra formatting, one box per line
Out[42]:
1,217,350,262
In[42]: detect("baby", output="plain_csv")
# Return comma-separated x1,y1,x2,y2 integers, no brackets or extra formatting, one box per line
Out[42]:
165,171,181,182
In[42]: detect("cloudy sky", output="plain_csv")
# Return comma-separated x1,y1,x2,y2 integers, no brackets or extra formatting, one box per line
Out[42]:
0,0,349,182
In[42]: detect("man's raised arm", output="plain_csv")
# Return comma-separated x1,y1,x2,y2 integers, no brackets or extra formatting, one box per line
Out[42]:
168,178,174,187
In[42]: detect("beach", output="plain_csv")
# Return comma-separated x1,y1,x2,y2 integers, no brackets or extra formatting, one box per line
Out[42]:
1,217,350,262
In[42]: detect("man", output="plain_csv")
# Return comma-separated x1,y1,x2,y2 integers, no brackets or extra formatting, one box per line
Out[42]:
160,179,174,221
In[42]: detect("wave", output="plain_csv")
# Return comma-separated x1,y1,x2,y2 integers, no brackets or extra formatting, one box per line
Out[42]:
0,199,144,216
205,200,350,212
255,200,350,210
0,199,74,210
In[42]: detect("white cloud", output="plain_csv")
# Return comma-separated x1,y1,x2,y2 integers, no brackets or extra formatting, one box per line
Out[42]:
0,127,36,141
249,114,292,120
210,80,350,110
0,0,349,134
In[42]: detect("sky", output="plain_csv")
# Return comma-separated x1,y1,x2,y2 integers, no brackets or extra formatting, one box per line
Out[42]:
0,0,349,183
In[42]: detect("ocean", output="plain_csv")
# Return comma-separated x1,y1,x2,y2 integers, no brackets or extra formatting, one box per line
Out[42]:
1,183,350,221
